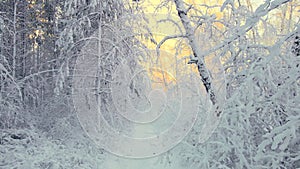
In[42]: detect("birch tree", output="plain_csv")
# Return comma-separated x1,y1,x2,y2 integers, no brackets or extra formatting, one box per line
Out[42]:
148,0,300,168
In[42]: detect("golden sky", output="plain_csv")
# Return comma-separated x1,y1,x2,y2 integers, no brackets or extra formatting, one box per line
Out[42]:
127,0,299,89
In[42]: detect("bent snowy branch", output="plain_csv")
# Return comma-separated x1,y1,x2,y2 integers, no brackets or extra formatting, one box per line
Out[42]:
156,34,186,56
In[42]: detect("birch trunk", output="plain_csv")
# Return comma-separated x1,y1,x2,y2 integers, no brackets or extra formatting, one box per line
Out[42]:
12,0,17,78
174,0,217,106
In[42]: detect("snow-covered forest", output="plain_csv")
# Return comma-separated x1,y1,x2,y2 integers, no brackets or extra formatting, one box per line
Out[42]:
0,0,299,168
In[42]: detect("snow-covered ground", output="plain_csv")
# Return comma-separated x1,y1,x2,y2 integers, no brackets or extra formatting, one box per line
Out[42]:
0,129,105,169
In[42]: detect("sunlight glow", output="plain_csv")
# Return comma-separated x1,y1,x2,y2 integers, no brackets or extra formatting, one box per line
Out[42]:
130,0,300,75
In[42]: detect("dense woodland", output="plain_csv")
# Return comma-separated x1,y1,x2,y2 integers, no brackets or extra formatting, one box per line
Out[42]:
0,0,300,168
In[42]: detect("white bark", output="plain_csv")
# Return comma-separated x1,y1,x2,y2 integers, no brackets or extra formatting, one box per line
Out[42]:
174,0,217,106
12,0,17,78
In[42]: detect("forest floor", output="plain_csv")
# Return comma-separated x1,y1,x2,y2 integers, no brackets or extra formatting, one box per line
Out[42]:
0,128,105,169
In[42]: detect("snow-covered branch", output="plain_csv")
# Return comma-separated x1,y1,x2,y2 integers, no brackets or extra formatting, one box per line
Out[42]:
203,0,291,57
156,34,186,56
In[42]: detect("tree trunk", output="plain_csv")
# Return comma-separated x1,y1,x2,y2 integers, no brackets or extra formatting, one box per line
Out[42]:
174,0,217,105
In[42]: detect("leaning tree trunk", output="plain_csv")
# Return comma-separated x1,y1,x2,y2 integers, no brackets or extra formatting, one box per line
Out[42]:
174,0,223,144
174,0,217,107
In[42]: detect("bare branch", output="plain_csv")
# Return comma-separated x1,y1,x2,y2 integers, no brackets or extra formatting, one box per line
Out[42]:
157,18,184,34
156,34,186,56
